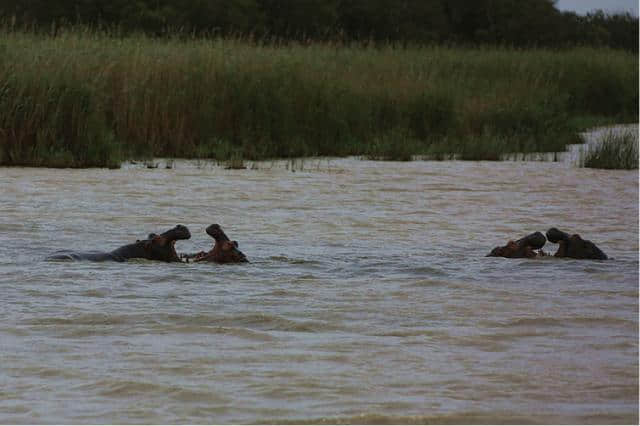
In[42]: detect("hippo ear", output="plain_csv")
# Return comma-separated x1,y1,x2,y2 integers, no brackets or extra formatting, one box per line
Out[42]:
232,241,239,248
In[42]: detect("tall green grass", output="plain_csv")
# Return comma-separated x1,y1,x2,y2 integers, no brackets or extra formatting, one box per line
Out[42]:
583,131,639,169
0,30,637,167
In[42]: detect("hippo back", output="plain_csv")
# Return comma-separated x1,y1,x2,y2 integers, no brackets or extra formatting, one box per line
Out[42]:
46,251,126,262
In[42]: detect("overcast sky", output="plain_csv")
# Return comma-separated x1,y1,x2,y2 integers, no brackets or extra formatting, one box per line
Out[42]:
555,0,639,16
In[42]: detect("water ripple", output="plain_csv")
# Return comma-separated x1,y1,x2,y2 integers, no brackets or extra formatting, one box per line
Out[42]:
0,158,637,424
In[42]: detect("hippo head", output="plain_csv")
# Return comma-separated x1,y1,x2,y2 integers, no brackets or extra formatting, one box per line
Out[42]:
142,224,191,262
487,240,538,258
487,231,546,258
546,227,570,244
546,227,607,260
488,241,519,257
515,231,546,250
203,224,248,263
216,240,248,263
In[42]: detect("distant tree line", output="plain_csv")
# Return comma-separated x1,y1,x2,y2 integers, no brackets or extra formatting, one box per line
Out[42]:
0,0,637,51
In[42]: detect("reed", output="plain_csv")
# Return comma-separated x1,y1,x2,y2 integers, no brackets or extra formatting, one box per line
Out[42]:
583,131,639,170
0,30,637,167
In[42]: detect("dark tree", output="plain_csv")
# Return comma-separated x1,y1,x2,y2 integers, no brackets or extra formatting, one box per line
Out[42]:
0,0,636,50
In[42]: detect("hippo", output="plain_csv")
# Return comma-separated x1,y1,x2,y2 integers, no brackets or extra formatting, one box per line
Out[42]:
182,224,248,264
546,228,608,260
487,231,547,258
46,225,191,262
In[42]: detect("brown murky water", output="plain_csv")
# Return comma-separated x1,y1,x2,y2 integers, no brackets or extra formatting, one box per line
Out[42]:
0,158,637,424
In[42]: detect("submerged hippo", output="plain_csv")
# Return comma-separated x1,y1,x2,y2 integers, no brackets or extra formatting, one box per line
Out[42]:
182,224,248,264
487,231,547,258
546,228,608,260
46,225,191,262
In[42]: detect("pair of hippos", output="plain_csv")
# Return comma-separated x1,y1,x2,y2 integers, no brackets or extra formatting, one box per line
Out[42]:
46,224,248,264
47,224,608,264
488,227,607,260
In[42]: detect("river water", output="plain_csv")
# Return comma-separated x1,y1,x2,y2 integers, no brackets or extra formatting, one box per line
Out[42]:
0,158,637,424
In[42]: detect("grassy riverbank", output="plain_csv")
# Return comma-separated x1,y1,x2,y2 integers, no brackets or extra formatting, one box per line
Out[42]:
0,30,637,167
584,130,639,170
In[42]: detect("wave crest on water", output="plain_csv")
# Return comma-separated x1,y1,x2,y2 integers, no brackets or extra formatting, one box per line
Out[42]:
25,312,340,336
501,316,638,329
261,411,541,425
262,409,639,425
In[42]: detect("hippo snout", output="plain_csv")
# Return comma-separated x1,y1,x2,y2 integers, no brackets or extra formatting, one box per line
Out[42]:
175,224,191,240
516,231,546,250
546,227,569,243
160,224,191,241
206,224,231,242
206,224,222,237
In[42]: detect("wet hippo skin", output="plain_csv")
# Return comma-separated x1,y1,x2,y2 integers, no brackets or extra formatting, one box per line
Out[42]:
487,231,547,258
186,224,248,264
546,227,608,260
46,225,191,262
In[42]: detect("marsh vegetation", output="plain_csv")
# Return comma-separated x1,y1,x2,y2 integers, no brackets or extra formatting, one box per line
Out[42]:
584,130,639,170
0,30,637,167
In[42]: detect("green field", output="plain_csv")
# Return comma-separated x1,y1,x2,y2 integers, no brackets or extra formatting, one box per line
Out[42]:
0,30,637,167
